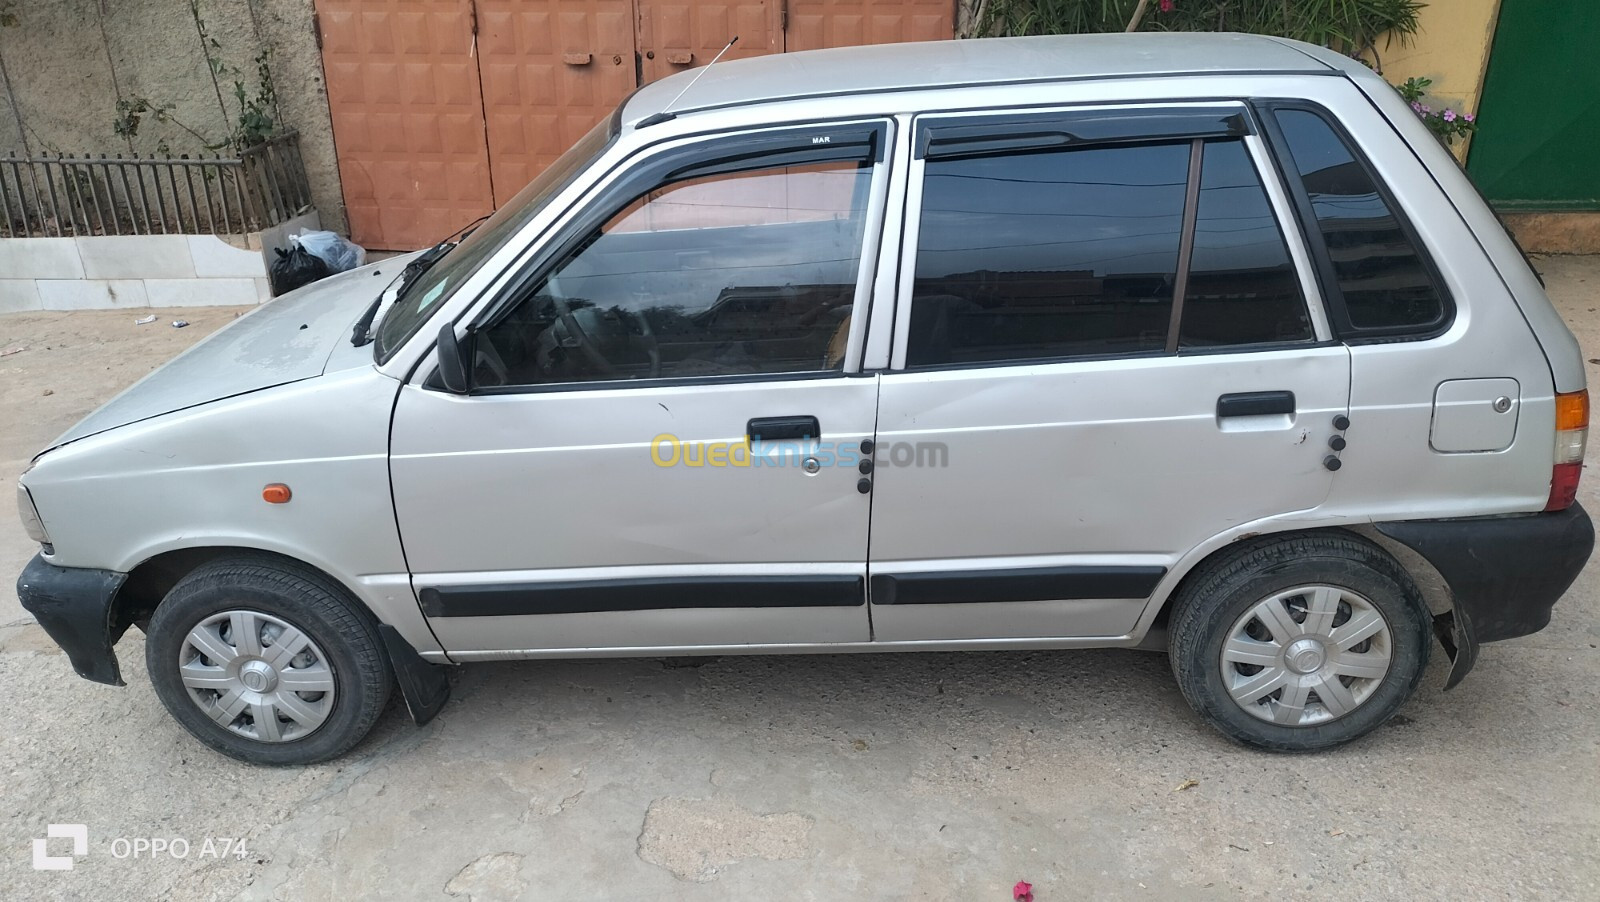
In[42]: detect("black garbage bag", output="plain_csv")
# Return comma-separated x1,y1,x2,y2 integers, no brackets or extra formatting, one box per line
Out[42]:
269,244,332,296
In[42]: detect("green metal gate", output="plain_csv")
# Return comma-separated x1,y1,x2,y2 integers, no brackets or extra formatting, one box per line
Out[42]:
1466,1,1599,210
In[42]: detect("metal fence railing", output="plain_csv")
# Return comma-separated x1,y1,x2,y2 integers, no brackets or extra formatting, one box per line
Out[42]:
0,131,313,238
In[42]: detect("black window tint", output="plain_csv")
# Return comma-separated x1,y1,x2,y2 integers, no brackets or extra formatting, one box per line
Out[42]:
478,161,871,387
1179,140,1311,348
1275,109,1445,332
907,142,1188,367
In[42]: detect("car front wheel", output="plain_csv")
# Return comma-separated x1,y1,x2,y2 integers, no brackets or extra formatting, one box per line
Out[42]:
1168,533,1432,752
145,556,392,765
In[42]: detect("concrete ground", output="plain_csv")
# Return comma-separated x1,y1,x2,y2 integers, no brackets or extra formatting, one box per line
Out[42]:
3,259,1599,901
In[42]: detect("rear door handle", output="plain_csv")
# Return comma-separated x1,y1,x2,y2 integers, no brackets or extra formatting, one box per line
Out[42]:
1217,391,1296,418
747,415,820,442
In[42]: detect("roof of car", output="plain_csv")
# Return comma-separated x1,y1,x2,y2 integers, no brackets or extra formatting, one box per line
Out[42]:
622,33,1341,126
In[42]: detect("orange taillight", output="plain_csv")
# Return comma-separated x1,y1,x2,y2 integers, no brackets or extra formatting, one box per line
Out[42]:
1547,390,1589,511
1557,390,1590,432
262,483,292,504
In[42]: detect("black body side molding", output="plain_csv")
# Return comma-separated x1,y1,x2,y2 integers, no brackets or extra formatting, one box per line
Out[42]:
419,574,866,617
1376,503,1593,688
869,566,1167,606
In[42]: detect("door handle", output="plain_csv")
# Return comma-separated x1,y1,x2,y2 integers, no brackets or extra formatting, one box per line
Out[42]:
747,416,820,442
562,52,593,66
1217,391,1296,418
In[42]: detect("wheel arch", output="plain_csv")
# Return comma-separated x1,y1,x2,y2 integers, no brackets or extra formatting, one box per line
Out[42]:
1136,523,1446,648
110,539,443,658
119,544,451,726
118,547,347,634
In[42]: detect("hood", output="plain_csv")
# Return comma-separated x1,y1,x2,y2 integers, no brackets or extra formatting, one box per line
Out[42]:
49,258,412,449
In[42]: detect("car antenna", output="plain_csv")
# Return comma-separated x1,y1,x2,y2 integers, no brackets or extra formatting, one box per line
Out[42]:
636,35,738,129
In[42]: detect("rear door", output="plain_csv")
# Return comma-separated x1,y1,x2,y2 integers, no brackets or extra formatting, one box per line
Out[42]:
868,104,1352,642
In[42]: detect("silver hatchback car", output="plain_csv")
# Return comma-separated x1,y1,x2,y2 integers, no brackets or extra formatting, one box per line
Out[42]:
16,34,1593,764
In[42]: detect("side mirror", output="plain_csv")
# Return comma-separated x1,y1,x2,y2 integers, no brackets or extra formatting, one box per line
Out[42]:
435,322,471,394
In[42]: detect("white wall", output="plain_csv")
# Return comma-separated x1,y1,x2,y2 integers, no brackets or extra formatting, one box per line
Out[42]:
0,235,271,312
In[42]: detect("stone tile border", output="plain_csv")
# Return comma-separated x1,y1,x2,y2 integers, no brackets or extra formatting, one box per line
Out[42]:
0,211,323,312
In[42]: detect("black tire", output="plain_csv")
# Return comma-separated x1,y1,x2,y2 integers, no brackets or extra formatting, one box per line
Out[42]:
1168,532,1431,752
146,555,393,765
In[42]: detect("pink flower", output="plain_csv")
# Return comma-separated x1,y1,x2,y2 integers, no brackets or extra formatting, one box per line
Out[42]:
1160,0,1175,10
1464,113,1476,123
1443,109,1456,122
1014,881,1035,902
1421,105,1431,113
1410,101,1422,112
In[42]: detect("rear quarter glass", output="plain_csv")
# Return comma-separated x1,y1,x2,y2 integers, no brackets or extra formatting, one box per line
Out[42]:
1270,106,1449,337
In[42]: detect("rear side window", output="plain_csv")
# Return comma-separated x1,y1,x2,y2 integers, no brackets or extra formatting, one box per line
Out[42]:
1272,108,1448,335
908,142,1188,366
1181,140,1309,348
906,135,1310,368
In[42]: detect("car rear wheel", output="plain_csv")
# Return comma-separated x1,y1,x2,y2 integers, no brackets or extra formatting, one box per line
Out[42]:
1168,532,1431,751
146,556,392,765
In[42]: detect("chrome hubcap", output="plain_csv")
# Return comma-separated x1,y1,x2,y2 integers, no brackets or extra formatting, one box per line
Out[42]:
1221,585,1392,727
238,660,277,692
1284,638,1327,674
178,610,336,743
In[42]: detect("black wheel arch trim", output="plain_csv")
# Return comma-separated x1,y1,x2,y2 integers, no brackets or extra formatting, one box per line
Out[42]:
1374,503,1594,688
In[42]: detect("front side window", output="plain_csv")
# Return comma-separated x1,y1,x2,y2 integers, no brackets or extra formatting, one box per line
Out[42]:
475,158,873,387
906,132,1310,368
1273,108,1447,334
376,116,616,362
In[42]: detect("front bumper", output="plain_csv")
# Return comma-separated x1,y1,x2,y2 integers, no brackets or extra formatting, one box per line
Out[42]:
15,553,129,685
1377,503,1594,688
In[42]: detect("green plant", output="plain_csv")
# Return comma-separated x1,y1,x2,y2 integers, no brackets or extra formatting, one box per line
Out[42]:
230,49,279,148
113,97,216,149
111,7,282,151
1396,76,1477,145
977,0,1425,65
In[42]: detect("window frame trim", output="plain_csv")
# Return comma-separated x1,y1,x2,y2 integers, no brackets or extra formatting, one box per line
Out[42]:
887,101,1322,372
916,107,1250,161
1251,98,1457,343
1241,130,1334,342
440,119,895,396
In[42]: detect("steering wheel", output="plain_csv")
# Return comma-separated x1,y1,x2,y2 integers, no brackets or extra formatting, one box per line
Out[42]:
549,293,661,379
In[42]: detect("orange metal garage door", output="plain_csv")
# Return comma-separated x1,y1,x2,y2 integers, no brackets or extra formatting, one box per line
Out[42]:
316,0,496,251
787,0,954,50
476,0,638,206
317,0,953,249
637,1,783,84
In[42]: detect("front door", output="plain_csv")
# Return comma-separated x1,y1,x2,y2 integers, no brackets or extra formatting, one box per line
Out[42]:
390,121,892,655
868,106,1351,642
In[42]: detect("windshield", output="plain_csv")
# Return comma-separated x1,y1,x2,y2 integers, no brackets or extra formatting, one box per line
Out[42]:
374,117,617,361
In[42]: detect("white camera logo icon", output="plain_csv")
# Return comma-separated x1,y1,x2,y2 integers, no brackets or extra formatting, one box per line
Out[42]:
33,824,88,871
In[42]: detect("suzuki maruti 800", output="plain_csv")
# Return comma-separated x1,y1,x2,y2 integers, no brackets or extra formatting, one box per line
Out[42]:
17,34,1593,764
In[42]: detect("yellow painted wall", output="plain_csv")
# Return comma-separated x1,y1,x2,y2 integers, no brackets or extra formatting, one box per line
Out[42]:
1370,0,1502,157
